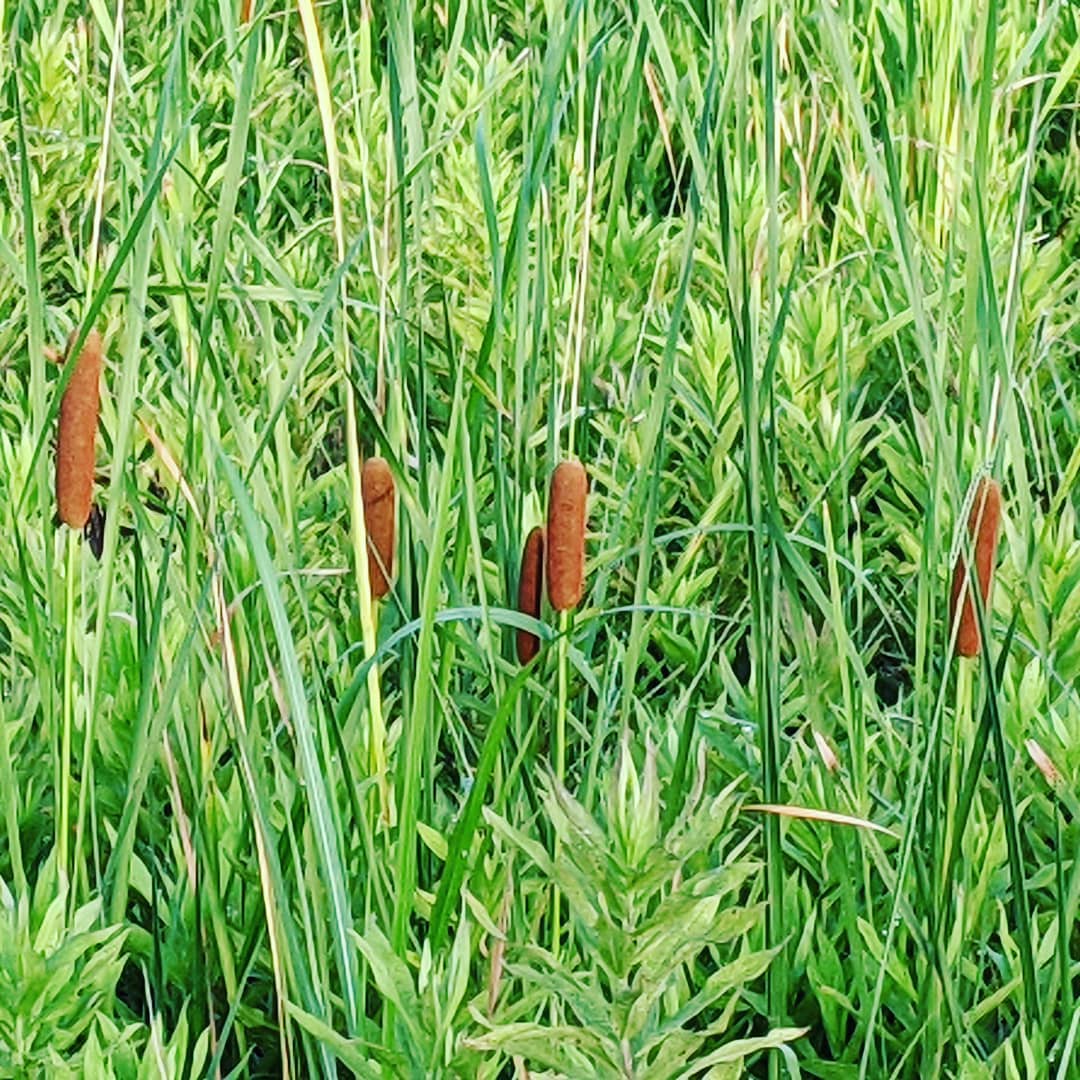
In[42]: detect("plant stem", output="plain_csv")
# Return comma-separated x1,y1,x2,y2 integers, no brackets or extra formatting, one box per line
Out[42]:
60,528,78,896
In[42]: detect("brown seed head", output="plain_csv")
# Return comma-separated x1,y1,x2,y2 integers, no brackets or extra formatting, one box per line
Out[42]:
516,526,545,663
546,459,587,612
56,329,103,530
949,477,1002,658
361,457,396,600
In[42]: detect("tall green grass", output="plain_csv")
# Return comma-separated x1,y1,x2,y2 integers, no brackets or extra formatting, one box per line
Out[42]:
1,0,1079,1076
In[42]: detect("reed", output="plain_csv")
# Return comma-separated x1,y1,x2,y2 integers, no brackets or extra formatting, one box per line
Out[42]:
949,477,1002,658
361,457,396,600
516,526,544,663
56,329,103,530
545,460,587,612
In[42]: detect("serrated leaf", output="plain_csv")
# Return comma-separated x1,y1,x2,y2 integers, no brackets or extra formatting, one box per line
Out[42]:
285,1002,384,1079
349,922,430,1055
633,894,721,979
466,1022,621,1075
544,777,625,912
644,945,780,1050
484,807,600,928
436,911,473,1051
643,994,744,1078
506,948,614,1033
676,1027,809,1078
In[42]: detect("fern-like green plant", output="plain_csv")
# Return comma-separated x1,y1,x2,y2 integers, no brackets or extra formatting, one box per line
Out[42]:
0,858,207,1079
287,910,499,1078
468,738,807,1077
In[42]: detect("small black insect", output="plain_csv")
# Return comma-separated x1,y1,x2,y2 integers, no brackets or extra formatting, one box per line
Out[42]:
84,503,106,560
80,501,137,561
54,472,165,558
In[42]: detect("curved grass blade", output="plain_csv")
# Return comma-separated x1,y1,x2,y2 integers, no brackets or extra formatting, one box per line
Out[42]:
218,449,359,1036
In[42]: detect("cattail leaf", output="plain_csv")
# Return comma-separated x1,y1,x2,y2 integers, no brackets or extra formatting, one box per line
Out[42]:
218,450,358,1035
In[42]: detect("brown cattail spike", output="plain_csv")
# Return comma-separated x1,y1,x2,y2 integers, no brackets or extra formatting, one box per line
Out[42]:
361,457,396,600
546,459,588,612
516,526,545,663
56,328,103,530
949,477,1002,658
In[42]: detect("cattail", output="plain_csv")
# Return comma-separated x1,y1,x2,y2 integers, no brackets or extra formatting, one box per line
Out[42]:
516,526,545,663
546,459,588,612
361,457,395,600
56,329,103,530
949,477,1002,658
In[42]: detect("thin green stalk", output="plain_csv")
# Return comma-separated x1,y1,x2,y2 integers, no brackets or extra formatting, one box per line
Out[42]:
221,449,360,1042
979,626,1040,1027
0,675,24,894
59,529,78,889
298,0,389,830
431,658,539,949
391,365,465,959
552,615,570,962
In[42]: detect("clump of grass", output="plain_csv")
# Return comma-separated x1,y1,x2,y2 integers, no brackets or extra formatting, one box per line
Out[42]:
55,329,103,530
949,476,1002,658
7,1,1078,1074
545,460,587,613
516,525,544,663
361,456,395,600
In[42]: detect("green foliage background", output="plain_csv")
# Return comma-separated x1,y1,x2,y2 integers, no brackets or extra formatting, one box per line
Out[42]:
1,0,1078,1076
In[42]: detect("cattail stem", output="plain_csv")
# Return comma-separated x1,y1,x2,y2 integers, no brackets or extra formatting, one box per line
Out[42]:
940,654,973,909
545,459,587,969
59,528,78,889
552,616,569,966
